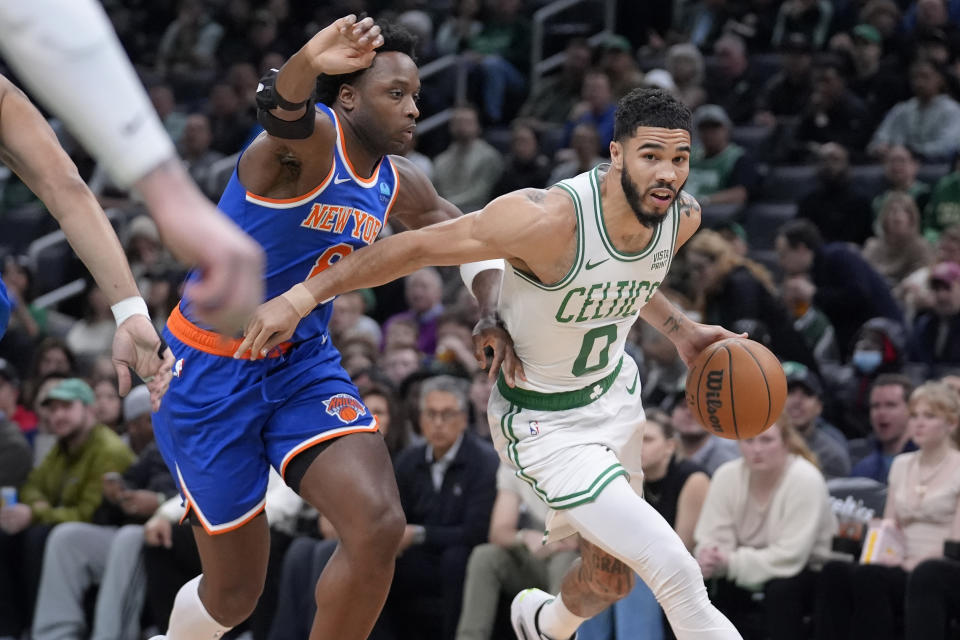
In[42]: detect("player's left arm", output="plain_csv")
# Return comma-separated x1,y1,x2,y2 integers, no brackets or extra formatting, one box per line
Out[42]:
387,155,502,314
638,192,743,367
386,156,515,378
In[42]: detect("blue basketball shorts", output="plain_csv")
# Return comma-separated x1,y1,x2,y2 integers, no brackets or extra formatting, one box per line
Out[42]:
151,305,379,534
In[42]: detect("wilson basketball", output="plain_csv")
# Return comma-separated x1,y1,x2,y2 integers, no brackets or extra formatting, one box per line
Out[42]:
685,338,787,440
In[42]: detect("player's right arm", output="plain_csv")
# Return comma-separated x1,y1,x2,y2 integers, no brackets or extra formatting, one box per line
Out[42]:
238,15,382,197
235,189,563,360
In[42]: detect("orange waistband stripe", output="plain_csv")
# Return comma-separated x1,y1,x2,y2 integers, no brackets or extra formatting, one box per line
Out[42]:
167,304,292,359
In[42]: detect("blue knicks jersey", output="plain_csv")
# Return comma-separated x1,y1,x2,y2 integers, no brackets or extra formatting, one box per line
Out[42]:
0,277,10,338
180,103,399,343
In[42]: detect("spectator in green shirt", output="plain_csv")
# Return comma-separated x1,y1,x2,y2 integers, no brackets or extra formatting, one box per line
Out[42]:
924,152,960,241
463,0,531,123
0,378,134,638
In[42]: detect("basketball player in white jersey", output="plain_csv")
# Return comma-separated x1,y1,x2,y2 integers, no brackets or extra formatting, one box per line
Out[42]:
238,87,743,639
0,0,263,335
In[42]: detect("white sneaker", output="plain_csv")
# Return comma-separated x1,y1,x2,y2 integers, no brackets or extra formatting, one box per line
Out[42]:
510,588,577,640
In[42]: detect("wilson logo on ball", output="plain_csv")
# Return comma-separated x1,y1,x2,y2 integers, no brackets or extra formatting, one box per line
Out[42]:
323,394,367,423
705,369,725,433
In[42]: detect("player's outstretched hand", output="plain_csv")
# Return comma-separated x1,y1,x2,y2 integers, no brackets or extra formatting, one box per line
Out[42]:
676,322,747,369
304,14,384,77
112,315,174,412
473,315,526,387
234,295,301,360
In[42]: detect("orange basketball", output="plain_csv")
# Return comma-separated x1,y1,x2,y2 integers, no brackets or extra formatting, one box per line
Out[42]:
685,338,787,440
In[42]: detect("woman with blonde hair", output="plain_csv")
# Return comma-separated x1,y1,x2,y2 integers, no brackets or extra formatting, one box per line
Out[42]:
694,416,836,640
685,230,817,369
862,192,932,287
815,381,960,640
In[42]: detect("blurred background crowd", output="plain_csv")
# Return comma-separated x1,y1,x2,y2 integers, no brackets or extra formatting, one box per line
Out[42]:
2,0,960,639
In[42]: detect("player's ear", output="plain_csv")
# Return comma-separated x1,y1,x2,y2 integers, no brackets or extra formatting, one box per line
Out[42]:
610,140,623,170
338,84,357,111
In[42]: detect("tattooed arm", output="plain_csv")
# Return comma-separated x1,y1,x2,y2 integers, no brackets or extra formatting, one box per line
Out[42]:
637,191,742,366
674,190,702,250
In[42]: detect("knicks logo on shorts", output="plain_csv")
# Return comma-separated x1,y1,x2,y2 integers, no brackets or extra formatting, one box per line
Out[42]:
323,394,367,423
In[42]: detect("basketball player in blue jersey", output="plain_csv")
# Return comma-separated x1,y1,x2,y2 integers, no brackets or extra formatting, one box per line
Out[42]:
150,15,510,640
0,74,173,408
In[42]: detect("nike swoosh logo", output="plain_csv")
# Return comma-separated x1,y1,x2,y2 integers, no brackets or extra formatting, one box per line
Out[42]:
333,174,351,185
585,258,609,270
626,372,638,395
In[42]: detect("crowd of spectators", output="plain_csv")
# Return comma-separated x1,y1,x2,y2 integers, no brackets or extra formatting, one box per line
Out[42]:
3,0,960,639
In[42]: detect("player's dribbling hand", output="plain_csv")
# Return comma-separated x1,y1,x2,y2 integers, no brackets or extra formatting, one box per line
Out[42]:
472,315,526,387
112,315,174,412
234,295,301,360
304,15,384,76
675,322,747,369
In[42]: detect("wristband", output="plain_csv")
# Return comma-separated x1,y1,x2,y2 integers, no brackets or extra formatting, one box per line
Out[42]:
282,283,317,318
111,296,150,327
460,259,505,297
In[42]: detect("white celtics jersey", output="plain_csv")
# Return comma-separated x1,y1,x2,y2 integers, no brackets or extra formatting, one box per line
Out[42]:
499,166,681,395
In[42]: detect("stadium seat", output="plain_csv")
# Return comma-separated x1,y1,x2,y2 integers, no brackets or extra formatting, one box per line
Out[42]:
918,163,950,185
849,164,885,198
485,126,513,155
758,165,818,203
731,125,774,157
0,203,55,255
28,232,81,295
826,476,887,518
749,249,782,280
700,202,742,228
742,202,797,250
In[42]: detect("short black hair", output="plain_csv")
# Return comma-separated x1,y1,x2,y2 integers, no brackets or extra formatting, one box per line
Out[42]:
777,219,823,252
316,21,418,106
871,373,914,402
613,87,691,141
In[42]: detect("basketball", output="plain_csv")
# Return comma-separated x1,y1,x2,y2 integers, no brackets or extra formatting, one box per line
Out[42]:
685,338,787,440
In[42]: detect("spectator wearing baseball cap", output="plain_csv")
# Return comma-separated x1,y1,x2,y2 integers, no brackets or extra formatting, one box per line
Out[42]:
0,378,134,638
909,261,960,365
32,383,176,640
846,23,912,130
782,361,851,478
599,34,644,100
685,104,760,208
